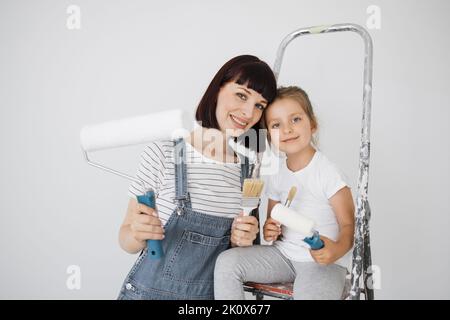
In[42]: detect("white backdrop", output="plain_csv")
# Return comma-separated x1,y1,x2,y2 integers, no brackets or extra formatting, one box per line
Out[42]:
0,0,449,299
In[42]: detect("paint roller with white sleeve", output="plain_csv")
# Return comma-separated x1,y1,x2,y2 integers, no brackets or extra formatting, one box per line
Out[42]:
271,203,324,250
80,109,192,259
80,109,190,152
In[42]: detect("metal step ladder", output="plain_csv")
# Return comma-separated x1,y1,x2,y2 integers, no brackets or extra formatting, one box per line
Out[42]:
245,23,375,300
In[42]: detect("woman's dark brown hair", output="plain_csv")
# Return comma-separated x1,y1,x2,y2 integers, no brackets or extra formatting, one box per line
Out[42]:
195,55,277,152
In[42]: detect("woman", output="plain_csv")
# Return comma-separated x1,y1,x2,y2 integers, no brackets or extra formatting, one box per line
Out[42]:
117,55,277,299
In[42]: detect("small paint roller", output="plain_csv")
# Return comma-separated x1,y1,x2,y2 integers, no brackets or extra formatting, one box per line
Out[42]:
80,109,192,259
271,203,324,250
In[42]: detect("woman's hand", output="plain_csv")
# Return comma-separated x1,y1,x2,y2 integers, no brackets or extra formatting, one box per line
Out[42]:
263,217,282,242
309,236,340,265
230,212,259,247
129,203,165,242
120,198,164,254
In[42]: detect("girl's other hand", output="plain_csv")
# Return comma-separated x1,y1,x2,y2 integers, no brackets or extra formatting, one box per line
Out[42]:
263,217,282,242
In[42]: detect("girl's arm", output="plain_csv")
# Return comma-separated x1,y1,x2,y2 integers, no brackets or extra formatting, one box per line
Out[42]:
310,187,355,265
330,186,355,257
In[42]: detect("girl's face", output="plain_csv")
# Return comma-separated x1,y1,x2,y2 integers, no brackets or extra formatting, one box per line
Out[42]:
215,81,268,137
265,98,316,155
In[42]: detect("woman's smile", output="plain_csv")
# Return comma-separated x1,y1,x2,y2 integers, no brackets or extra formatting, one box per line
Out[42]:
229,114,249,129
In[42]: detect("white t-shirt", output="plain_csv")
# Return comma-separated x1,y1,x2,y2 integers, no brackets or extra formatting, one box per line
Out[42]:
128,140,244,226
265,150,352,268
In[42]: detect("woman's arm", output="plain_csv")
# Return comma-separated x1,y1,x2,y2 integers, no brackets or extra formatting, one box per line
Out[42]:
120,142,167,254
119,198,164,254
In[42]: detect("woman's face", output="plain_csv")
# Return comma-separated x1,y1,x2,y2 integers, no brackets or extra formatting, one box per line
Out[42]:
215,81,268,137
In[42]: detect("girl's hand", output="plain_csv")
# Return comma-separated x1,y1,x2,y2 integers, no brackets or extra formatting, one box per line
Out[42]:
231,212,259,247
309,236,339,265
263,217,282,242
130,203,165,242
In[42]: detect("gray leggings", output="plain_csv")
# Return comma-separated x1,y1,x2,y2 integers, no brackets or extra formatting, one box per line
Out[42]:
214,245,347,300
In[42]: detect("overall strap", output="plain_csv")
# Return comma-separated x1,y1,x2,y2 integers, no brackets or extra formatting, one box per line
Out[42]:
240,154,260,244
240,156,255,187
173,138,190,213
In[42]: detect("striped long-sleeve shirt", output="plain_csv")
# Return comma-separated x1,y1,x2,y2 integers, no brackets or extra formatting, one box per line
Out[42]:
128,140,244,225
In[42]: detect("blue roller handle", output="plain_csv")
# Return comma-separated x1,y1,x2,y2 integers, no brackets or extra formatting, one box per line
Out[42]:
136,190,164,259
303,230,324,250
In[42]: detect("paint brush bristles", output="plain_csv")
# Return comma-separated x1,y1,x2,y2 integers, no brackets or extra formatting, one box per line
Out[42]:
242,179,265,198
241,178,264,216
284,186,297,207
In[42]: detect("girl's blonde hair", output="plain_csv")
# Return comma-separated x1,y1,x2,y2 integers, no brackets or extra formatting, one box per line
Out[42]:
262,86,319,146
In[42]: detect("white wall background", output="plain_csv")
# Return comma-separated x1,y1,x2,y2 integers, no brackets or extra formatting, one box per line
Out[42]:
0,0,449,299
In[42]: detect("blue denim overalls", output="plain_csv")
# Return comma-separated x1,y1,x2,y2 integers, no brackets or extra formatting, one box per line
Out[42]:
118,138,253,300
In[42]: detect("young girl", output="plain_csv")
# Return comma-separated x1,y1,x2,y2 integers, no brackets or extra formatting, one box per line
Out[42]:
214,86,355,300
117,55,277,300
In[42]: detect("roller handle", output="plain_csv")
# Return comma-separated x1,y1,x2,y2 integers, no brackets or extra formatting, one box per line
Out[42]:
303,230,324,250
136,190,164,259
